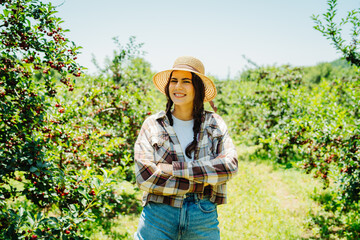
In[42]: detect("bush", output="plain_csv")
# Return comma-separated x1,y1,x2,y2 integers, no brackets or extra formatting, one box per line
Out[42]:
215,63,360,211
0,0,155,238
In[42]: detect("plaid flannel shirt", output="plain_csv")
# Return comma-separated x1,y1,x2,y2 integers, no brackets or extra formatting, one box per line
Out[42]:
134,110,238,208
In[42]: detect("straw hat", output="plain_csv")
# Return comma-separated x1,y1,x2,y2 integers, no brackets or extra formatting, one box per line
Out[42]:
152,56,217,102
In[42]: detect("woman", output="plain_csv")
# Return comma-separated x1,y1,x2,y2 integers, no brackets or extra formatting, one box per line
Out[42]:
134,56,238,240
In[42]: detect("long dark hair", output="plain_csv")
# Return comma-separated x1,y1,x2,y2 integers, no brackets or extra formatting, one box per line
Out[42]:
165,71,205,158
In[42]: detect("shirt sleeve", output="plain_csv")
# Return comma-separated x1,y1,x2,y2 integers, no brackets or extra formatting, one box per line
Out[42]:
134,118,204,196
172,115,238,186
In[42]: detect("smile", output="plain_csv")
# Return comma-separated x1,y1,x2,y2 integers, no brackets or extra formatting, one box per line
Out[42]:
174,93,186,97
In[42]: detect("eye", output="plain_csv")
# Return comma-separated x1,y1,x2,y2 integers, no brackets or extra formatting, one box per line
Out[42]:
170,79,177,83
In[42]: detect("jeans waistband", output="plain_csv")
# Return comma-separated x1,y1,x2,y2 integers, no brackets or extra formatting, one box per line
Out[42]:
184,193,210,202
184,193,198,202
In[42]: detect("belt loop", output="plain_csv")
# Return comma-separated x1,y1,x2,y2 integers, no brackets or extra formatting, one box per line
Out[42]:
194,193,199,203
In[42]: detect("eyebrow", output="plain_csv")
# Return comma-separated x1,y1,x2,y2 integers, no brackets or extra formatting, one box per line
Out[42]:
170,77,192,81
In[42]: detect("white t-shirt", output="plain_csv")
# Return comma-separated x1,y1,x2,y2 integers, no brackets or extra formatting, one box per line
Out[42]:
172,115,194,162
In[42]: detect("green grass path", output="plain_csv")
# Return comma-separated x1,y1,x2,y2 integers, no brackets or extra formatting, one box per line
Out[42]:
92,146,322,239
218,148,321,240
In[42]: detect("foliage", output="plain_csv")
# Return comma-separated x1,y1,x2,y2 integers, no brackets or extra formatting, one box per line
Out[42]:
0,0,155,238
2,0,359,238
0,0,85,238
307,190,360,239
215,62,360,236
91,36,149,90
312,0,360,66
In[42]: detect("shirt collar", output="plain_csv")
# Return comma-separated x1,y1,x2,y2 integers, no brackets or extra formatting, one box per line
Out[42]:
154,110,166,120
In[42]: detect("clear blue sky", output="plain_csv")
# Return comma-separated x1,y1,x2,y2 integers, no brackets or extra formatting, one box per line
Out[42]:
49,0,359,79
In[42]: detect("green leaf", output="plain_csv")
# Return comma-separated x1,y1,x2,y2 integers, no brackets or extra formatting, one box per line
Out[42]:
81,198,87,207
36,211,43,221
69,204,77,213
18,207,24,217
100,168,107,178
3,9,9,17
92,178,100,188
96,174,104,183
27,215,35,226
49,215,58,221
29,166,38,172
39,217,50,224
78,188,89,200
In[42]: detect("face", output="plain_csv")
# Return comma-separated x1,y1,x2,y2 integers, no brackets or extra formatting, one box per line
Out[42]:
168,70,195,109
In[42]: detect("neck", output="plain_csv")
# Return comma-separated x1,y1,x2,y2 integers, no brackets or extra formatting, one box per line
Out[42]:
172,104,193,121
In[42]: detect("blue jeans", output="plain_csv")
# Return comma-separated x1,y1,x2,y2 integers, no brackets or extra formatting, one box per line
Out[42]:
134,194,220,240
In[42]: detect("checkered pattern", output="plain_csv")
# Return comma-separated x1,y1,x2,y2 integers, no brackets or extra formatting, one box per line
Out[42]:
134,111,238,208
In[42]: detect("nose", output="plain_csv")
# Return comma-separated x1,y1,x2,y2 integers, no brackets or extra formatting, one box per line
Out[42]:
175,81,184,89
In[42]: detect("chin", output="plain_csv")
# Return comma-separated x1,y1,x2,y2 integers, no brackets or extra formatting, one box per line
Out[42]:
172,101,186,106
171,98,186,104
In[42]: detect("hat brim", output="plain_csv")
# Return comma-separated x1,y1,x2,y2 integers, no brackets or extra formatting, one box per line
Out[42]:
152,68,217,102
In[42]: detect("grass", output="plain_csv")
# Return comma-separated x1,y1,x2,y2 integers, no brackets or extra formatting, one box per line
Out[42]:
86,213,139,239
3,144,325,239
218,146,323,239
88,144,325,239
